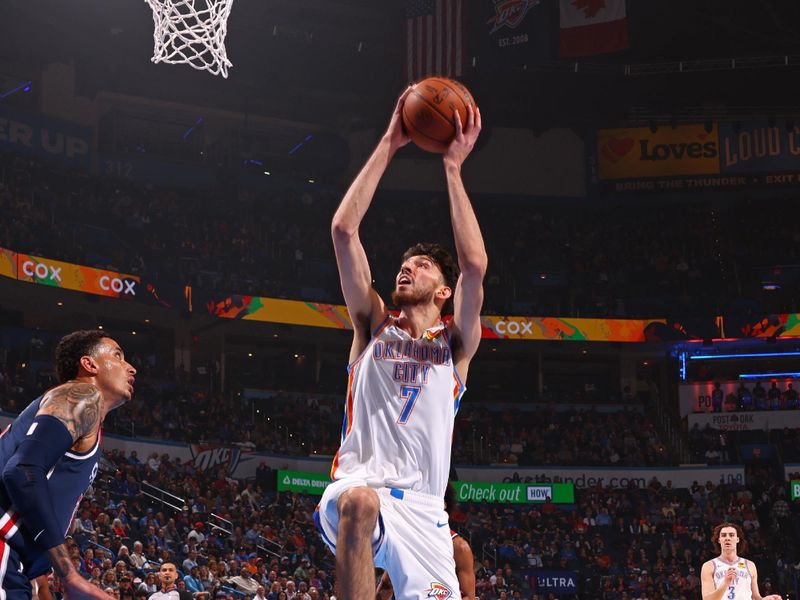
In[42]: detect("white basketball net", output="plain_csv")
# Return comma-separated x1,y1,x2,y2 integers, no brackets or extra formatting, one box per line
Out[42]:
144,0,234,78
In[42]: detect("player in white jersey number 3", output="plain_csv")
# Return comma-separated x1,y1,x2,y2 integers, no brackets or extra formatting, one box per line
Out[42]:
315,86,486,600
701,523,782,600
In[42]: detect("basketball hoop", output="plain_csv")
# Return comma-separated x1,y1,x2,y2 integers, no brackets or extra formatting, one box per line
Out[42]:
144,0,234,78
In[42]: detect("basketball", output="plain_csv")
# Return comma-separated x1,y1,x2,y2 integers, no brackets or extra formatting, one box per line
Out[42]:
401,77,477,154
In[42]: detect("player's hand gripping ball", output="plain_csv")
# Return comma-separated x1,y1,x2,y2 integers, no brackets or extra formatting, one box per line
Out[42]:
401,77,477,153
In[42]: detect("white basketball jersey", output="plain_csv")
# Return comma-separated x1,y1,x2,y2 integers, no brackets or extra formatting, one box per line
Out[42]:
712,557,752,600
330,316,465,498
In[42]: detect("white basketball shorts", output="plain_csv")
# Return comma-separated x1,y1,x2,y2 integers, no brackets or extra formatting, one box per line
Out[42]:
314,478,461,600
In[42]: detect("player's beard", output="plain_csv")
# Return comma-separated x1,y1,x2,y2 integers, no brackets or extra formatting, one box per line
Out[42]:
391,285,434,308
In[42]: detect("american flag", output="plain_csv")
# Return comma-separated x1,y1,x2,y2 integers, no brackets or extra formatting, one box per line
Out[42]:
404,0,465,82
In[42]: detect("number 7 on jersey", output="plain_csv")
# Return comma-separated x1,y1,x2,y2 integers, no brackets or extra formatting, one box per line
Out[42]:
397,385,421,425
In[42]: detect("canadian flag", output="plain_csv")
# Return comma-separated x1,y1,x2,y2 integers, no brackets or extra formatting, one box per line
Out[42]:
559,0,629,58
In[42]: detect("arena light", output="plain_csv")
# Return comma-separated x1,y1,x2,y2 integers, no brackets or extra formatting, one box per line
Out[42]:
739,372,800,379
0,80,32,99
690,351,800,360
182,117,204,140
288,134,314,156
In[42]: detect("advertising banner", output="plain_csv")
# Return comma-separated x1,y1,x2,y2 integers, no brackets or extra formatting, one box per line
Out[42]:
16,253,140,299
457,465,745,489
594,121,800,192
453,481,574,504
719,122,800,174
687,411,800,432
205,295,353,329
0,108,92,168
480,315,663,342
531,571,579,594
597,124,720,180
792,480,800,501
277,470,332,495
204,296,667,342
0,248,16,279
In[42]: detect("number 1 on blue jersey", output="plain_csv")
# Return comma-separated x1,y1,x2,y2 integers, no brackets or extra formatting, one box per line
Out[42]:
397,385,421,425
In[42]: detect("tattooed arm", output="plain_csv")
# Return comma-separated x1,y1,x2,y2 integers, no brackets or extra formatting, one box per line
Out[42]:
47,543,114,600
37,382,102,443
2,383,111,599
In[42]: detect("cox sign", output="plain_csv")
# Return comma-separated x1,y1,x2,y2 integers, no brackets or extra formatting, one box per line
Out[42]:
495,319,533,335
16,253,140,299
99,275,136,296
21,260,62,283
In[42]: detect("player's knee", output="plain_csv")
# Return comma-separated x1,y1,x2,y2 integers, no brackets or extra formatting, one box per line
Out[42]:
337,487,379,525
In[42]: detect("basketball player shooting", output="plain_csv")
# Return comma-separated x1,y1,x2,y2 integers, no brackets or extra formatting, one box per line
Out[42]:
0,330,136,600
700,523,782,600
314,86,485,599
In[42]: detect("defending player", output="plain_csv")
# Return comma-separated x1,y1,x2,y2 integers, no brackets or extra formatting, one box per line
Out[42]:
315,87,485,599
0,330,136,600
700,523,782,600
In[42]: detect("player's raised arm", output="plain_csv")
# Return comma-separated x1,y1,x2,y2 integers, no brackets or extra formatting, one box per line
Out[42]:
443,104,487,376
331,87,413,349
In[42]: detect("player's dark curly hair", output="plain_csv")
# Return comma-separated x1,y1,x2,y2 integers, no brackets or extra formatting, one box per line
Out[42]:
55,330,108,383
401,242,460,314
711,522,747,555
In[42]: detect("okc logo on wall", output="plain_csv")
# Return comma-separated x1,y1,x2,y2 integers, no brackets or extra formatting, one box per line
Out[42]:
190,444,243,475
425,582,453,600
487,0,540,34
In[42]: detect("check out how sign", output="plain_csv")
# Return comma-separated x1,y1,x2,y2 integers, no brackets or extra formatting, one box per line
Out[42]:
454,482,574,504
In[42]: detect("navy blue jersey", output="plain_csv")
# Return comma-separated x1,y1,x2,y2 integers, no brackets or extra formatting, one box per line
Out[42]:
0,395,101,579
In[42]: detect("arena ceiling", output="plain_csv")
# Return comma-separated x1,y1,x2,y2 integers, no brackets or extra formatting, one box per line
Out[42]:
2,1,800,129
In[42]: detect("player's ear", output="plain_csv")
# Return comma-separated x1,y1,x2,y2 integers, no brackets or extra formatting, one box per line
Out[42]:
79,354,99,375
437,285,452,301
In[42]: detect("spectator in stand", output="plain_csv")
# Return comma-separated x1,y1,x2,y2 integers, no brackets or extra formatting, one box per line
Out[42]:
119,576,136,600
737,382,753,411
227,568,259,596
184,567,205,596
712,382,724,413
769,383,782,410
130,541,148,573
783,383,798,410
183,550,199,573
753,381,768,411
138,573,159,595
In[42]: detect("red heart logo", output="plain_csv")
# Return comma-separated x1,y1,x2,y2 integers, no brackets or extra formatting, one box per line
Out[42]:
601,137,634,163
